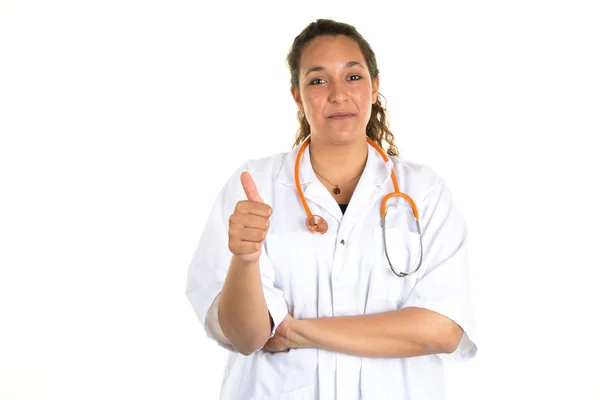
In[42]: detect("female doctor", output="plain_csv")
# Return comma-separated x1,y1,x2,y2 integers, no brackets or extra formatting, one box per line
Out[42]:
186,19,477,400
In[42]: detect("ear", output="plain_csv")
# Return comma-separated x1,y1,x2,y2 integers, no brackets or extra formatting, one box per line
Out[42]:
371,75,380,104
290,85,303,112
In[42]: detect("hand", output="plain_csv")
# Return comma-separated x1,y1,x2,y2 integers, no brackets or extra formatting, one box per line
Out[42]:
263,314,296,353
228,172,272,264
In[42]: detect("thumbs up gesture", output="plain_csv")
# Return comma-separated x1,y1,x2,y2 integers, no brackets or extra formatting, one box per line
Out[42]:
228,172,273,264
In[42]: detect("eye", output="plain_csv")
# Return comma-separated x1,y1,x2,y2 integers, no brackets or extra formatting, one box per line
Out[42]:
348,74,362,81
309,78,325,85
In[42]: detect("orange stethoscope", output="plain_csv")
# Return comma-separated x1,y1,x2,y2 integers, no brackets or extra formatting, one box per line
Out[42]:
294,136,424,277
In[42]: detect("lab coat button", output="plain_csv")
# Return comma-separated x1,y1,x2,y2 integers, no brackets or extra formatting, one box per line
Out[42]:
340,239,345,245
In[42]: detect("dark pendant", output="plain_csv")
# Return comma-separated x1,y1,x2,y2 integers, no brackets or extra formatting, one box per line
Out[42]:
333,187,341,195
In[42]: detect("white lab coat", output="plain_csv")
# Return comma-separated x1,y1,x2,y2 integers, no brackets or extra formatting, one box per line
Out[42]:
185,139,477,400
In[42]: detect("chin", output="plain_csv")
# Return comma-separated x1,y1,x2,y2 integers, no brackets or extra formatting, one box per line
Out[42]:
314,126,365,146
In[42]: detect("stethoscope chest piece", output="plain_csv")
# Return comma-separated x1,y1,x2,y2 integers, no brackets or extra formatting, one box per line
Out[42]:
306,215,328,235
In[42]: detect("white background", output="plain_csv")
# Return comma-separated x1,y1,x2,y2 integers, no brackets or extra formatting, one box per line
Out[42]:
1,0,599,399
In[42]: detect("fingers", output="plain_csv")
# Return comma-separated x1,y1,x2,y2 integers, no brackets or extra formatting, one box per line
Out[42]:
228,206,270,259
235,200,272,218
229,213,270,230
228,172,271,262
241,172,263,203
228,225,268,243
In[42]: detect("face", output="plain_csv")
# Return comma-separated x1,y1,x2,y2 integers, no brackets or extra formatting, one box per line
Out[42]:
291,35,379,145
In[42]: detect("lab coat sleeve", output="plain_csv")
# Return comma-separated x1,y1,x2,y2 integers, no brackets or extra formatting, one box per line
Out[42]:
402,173,478,363
185,163,289,353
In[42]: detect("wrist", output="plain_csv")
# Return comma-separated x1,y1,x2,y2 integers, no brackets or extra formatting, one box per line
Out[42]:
230,255,259,269
288,318,312,349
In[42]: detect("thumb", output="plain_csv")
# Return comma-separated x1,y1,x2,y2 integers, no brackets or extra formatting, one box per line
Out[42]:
241,172,263,203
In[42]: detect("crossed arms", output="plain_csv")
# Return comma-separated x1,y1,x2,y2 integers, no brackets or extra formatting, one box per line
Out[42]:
213,256,463,357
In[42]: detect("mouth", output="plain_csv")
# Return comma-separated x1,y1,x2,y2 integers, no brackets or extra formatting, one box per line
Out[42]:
328,112,355,120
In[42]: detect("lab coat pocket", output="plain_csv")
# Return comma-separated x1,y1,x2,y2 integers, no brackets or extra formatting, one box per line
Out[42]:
370,225,421,307
249,385,315,400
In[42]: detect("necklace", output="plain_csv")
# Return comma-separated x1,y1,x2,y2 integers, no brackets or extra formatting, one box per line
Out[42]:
312,167,363,195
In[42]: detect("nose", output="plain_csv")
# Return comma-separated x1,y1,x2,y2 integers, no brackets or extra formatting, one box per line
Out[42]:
328,80,348,104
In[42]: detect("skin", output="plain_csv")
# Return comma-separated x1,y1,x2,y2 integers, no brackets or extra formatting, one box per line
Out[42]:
291,35,379,146
262,309,463,358
218,172,275,355
262,34,464,357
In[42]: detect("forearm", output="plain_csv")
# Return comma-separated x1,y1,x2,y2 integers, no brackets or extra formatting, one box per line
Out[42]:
218,256,271,355
290,307,462,358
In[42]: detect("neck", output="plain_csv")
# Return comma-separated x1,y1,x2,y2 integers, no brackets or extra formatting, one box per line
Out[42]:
309,135,368,185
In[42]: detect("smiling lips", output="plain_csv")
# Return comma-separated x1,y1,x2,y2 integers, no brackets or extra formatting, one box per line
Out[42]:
328,112,355,120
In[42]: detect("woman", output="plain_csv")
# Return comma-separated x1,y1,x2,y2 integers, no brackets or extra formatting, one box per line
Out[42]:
186,18,477,400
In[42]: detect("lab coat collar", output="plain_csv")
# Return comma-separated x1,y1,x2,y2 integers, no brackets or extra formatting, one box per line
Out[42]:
276,135,395,226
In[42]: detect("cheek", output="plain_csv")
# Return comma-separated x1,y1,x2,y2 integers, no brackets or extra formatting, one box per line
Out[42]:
352,90,372,112
303,93,325,115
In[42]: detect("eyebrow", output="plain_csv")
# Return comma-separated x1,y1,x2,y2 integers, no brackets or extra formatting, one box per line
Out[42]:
304,61,365,77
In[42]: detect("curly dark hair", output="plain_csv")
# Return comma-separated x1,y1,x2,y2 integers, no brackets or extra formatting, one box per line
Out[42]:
286,18,399,156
